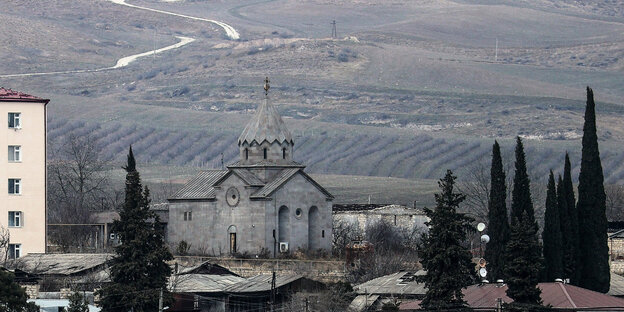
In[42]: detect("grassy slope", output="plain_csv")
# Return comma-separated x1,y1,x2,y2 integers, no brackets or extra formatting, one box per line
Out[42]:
2,0,624,202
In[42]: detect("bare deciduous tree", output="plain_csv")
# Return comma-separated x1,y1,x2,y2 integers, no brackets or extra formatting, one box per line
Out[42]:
47,134,115,251
606,184,624,221
332,219,362,258
0,225,10,266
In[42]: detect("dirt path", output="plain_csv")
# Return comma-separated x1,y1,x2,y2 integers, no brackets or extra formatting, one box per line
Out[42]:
0,36,195,78
109,0,240,40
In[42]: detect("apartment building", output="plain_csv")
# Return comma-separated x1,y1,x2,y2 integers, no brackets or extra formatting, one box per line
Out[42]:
0,88,48,259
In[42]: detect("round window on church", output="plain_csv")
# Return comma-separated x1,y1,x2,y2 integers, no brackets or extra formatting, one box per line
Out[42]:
295,208,303,219
226,187,240,207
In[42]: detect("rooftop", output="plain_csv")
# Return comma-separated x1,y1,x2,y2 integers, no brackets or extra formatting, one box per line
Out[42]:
238,96,293,146
0,87,48,103
8,253,112,275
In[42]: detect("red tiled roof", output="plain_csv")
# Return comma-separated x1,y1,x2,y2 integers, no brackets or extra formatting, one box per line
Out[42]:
400,282,624,311
0,87,48,103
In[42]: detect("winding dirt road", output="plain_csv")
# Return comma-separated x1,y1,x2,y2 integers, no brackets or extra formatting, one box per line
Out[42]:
109,0,240,40
0,36,195,78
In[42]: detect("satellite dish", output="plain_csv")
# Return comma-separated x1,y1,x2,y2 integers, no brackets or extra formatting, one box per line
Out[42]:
481,234,490,244
479,267,487,278
477,223,486,232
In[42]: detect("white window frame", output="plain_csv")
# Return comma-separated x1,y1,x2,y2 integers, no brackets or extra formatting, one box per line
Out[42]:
8,211,22,227
8,145,21,162
8,113,21,129
8,178,21,195
9,244,21,259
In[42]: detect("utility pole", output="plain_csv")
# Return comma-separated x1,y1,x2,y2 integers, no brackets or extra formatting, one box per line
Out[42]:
495,38,498,62
270,271,276,311
331,20,337,38
158,288,163,312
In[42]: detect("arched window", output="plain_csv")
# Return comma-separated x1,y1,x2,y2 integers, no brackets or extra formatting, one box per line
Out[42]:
228,225,237,254
245,148,249,160
278,206,290,244
263,148,267,159
282,147,286,159
308,206,320,250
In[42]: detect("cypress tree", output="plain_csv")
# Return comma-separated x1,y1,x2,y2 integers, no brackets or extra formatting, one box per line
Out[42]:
557,174,574,282
510,137,535,224
484,140,509,281
418,170,475,311
562,153,579,284
542,170,563,282
98,146,173,311
577,87,610,293
505,137,543,306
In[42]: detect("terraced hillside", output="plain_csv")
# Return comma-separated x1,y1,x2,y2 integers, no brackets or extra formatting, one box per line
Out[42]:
2,0,624,202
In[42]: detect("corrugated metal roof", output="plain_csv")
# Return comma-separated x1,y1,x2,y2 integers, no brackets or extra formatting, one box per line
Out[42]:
170,274,247,293
354,271,427,296
251,168,300,198
228,160,305,168
9,253,112,275
170,170,228,200
348,294,380,312
610,272,624,297
238,98,293,146
224,274,303,293
230,169,264,186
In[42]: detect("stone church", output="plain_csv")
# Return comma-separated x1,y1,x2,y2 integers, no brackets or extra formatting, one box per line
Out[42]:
168,80,333,257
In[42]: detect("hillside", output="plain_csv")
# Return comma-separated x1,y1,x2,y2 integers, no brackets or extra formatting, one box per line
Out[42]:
2,0,624,193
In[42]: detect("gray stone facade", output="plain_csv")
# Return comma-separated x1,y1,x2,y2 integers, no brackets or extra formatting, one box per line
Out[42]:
168,91,333,257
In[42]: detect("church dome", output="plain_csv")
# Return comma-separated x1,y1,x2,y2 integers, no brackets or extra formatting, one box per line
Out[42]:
238,80,293,146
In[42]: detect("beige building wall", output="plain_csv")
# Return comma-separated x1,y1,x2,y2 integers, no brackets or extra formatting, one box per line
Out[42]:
0,98,47,257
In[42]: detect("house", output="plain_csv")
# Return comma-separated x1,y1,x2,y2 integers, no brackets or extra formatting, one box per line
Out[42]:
168,79,333,257
349,271,426,312
334,204,428,237
0,88,49,259
399,281,624,311
6,253,112,293
170,261,325,312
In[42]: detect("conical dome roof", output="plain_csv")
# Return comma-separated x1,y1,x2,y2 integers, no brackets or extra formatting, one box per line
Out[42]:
238,97,293,146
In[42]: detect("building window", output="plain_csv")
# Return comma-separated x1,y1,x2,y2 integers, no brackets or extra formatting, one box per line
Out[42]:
282,148,286,159
8,113,21,129
184,211,192,221
263,148,267,159
8,211,22,227
245,148,249,160
8,146,21,162
8,179,21,194
8,244,21,259
322,230,325,238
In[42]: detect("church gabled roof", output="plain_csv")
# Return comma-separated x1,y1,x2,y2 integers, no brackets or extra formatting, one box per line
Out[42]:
238,97,293,146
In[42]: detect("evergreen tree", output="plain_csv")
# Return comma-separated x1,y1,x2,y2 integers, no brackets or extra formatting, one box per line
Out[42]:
562,153,579,284
557,174,574,282
417,170,475,311
484,140,509,281
0,269,30,312
67,292,89,312
542,171,563,281
505,137,543,306
510,137,535,224
577,87,610,293
98,147,173,311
